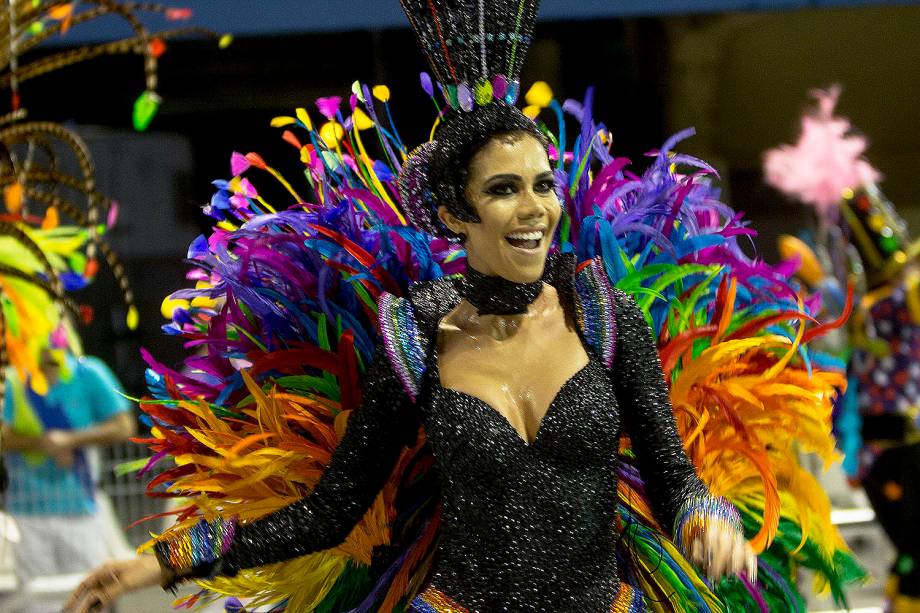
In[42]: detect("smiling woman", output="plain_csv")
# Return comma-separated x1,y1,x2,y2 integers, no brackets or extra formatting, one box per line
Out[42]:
442,132,561,283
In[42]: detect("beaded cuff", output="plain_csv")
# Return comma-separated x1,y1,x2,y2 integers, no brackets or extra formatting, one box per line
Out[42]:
672,495,743,557
413,586,471,613
153,516,238,584
610,582,647,613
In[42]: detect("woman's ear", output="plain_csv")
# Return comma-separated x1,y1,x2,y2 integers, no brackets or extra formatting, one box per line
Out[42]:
438,205,466,236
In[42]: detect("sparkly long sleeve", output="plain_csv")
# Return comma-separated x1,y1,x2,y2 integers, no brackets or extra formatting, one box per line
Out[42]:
154,345,415,580
611,290,715,530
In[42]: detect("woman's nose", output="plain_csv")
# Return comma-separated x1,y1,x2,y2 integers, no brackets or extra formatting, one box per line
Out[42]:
517,189,545,219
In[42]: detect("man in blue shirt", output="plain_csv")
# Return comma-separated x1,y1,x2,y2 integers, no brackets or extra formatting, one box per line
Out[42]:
1,348,134,612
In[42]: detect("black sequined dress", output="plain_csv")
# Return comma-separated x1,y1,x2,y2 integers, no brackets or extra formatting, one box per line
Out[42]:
168,265,711,612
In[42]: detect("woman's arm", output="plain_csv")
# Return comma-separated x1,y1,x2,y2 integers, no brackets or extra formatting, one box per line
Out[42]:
612,290,752,578
154,344,416,584
612,290,710,523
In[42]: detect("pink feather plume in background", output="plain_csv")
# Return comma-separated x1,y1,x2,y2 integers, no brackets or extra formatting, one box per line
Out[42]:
763,85,881,221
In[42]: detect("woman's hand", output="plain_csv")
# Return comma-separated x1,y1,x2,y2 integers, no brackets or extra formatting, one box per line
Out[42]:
65,555,169,612
688,522,758,584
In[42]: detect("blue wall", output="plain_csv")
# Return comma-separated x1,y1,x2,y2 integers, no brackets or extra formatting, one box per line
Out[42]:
60,0,916,39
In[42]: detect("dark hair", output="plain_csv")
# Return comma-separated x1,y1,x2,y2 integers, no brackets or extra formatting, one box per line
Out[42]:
428,102,548,232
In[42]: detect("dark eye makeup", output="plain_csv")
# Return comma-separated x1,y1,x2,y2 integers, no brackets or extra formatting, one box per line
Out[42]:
482,174,556,197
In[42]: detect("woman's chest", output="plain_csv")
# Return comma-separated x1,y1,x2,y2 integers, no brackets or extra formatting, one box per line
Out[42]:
437,316,590,444
421,359,621,470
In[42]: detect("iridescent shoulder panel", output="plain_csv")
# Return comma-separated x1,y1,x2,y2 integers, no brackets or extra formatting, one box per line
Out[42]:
378,292,428,402
574,257,618,368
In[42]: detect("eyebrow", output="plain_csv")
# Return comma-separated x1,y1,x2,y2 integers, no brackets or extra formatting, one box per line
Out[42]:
483,171,555,183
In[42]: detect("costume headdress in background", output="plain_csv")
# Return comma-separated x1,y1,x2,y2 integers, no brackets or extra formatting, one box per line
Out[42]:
840,185,920,289
398,0,542,233
0,2,220,435
765,86,919,289
768,86,920,609
0,2,226,385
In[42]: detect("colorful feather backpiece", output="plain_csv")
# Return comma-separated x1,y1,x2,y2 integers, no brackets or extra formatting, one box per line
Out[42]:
138,79,863,611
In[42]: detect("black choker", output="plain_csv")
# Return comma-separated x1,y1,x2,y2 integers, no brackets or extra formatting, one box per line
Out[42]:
459,267,543,316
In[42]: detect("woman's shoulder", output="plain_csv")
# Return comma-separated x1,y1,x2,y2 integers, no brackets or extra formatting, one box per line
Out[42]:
378,277,461,331
376,278,460,401
407,277,462,325
570,257,623,367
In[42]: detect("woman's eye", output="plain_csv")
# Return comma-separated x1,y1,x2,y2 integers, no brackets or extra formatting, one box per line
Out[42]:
487,183,516,196
535,180,557,193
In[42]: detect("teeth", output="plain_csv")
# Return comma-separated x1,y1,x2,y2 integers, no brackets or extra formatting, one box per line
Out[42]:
505,231,543,240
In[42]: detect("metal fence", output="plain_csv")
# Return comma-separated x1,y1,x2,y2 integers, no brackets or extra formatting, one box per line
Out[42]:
97,440,166,549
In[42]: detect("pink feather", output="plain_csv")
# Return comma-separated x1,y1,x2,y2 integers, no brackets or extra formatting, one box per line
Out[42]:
230,151,251,176
763,86,881,220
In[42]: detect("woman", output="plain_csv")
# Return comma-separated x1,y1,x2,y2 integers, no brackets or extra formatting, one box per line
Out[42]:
68,99,753,612
69,1,864,611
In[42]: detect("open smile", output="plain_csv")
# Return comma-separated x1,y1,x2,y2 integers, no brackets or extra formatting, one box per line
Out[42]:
504,228,546,254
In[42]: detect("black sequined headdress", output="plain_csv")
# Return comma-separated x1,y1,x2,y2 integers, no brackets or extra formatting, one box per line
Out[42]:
399,0,540,111
398,0,543,236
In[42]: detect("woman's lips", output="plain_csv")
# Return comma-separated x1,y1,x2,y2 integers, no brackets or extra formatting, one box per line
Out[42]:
504,229,544,252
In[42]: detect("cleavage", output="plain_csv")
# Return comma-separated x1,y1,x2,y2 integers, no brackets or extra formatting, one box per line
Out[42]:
437,335,589,445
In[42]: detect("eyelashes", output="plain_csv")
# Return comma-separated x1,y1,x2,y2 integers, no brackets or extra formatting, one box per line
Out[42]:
536,179,558,194
486,182,515,196
485,180,558,197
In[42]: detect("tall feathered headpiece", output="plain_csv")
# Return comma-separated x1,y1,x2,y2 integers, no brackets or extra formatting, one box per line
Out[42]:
399,0,540,112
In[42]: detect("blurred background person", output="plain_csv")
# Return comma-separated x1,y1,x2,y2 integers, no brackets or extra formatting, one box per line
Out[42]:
766,88,920,613
0,342,135,613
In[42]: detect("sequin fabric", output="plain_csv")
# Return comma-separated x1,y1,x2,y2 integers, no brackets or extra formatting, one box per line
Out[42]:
378,292,428,401
398,0,540,111
411,582,648,612
159,268,717,612
153,516,236,583
673,495,743,558
210,344,416,576
610,583,648,612
852,286,920,423
459,265,544,315
575,258,617,368
410,278,707,610
398,141,442,235
412,586,473,612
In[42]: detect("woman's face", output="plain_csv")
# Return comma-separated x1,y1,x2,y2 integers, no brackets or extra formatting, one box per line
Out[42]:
440,133,561,283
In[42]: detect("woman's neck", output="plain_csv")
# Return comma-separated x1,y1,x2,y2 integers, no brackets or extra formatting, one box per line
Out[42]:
458,266,544,316
451,283,559,342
